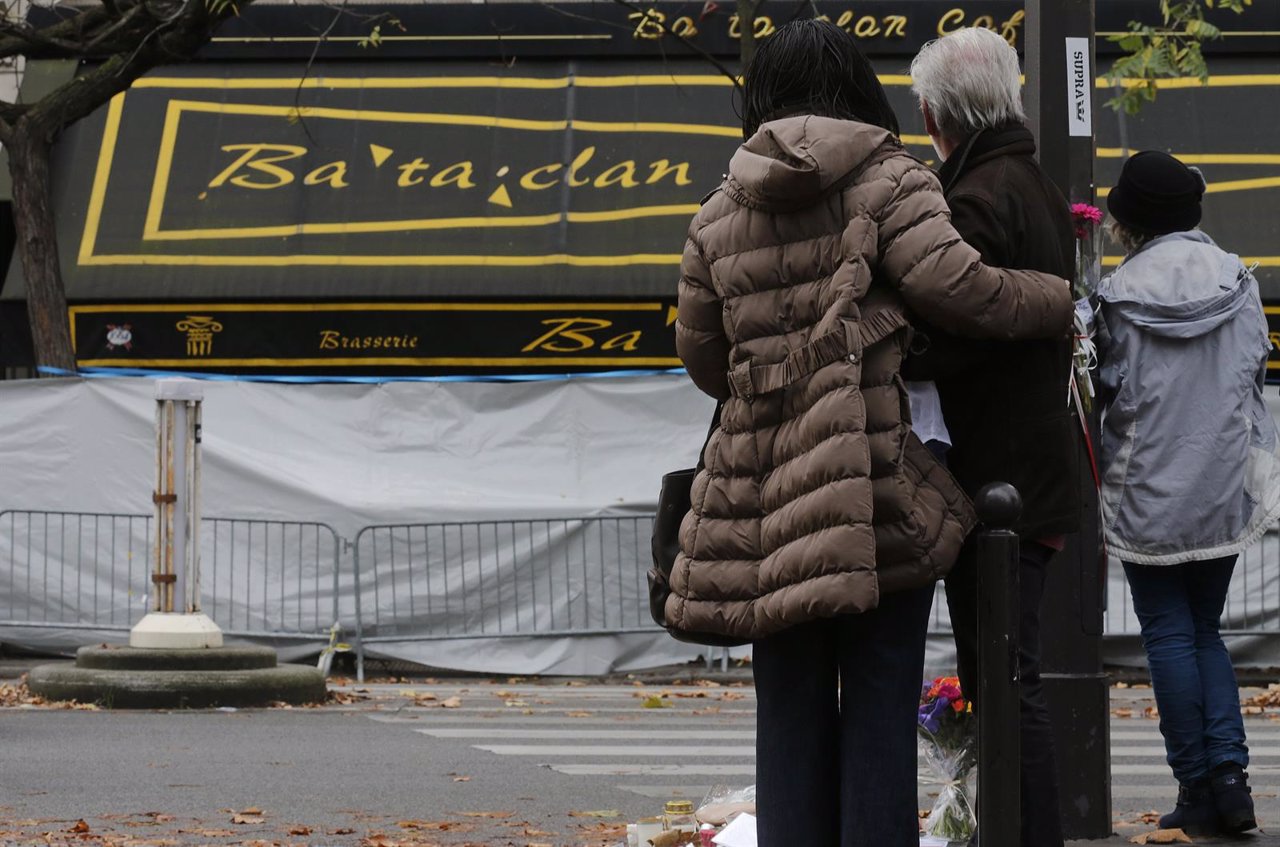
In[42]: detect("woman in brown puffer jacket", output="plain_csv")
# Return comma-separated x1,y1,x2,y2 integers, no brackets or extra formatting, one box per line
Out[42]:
669,20,1073,847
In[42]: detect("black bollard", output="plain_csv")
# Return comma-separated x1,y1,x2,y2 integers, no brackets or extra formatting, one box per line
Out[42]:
975,482,1021,847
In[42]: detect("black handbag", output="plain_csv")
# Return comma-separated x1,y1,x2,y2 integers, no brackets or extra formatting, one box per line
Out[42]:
648,402,748,647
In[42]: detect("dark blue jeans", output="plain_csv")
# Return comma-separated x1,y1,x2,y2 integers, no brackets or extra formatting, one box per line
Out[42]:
752,585,934,847
1123,556,1249,784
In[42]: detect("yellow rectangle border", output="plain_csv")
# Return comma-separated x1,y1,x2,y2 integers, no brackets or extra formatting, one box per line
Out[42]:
81,76,746,269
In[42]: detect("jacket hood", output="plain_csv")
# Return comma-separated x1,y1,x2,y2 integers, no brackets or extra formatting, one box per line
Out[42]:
728,115,896,208
1100,231,1255,339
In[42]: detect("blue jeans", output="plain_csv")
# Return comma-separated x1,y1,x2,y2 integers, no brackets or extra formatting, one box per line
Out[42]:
1123,556,1249,784
752,585,935,847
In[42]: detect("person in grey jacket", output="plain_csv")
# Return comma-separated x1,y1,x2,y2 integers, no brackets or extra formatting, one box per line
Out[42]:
1097,151,1280,836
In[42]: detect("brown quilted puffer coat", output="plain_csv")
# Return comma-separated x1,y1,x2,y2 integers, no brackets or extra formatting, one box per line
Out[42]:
667,115,1073,641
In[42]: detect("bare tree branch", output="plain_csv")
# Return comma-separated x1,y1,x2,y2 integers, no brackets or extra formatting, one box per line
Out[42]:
604,0,741,91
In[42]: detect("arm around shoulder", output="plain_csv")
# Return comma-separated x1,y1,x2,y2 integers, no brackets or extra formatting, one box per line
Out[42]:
874,163,1073,340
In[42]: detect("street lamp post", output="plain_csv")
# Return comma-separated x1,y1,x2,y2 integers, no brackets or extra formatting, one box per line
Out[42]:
1025,0,1112,839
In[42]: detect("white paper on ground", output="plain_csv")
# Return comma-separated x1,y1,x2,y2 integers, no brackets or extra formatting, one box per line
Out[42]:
711,813,757,847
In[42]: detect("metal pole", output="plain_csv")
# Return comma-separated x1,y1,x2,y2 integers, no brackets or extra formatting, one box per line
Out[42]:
1026,0,1112,838
975,482,1022,847
130,379,222,649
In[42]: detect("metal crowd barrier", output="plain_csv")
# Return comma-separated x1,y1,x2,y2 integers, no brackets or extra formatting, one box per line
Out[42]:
1104,528,1280,636
0,510,343,644
351,515,659,678
6,507,1279,678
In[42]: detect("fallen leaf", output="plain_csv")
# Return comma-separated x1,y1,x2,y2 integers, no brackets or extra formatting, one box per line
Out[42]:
232,814,266,825
1130,829,1192,844
1143,706,1160,719
457,811,515,819
397,819,467,830
641,695,671,709
330,828,356,835
1112,708,1134,718
452,775,472,782
568,810,621,818
287,825,311,835
719,691,747,701
565,711,593,718
440,696,463,709
70,820,90,834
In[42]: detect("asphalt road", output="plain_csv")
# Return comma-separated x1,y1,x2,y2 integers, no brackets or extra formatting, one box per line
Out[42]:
2,674,1279,846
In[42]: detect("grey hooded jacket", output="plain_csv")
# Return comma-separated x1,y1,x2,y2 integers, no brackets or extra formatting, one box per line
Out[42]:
1097,230,1280,565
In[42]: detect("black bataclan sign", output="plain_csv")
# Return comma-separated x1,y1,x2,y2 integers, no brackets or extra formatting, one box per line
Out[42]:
2,3,1276,373
69,302,682,372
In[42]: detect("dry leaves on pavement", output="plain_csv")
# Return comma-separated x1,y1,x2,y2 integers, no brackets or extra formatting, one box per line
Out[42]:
0,679,98,710
1130,829,1192,844
1242,683,1280,708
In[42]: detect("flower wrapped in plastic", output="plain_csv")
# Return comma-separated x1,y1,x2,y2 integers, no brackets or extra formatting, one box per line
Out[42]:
918,675,977,843
1069,203,1104,413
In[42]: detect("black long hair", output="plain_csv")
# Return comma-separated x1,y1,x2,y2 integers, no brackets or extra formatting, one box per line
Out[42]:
739,19,900,140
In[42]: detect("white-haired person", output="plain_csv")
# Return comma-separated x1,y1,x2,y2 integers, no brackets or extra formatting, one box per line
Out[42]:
902,26,1081,847
1096,151,1280,835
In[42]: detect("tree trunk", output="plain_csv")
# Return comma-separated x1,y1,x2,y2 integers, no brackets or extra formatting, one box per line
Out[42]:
737,0,758,69
8,126,75,374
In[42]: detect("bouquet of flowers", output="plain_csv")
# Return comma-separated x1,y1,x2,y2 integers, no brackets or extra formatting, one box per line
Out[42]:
1069,203,1104,413
918,676,977,843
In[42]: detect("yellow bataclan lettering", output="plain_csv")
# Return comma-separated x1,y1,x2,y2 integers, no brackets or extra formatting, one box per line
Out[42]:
430,162,477,189
647,160,693,186
208,143,307,190
883,15,908,38
520,163,563,190
594,162,640,189
600,331,642,351
397,158,430,187
521,318,613,353
854,15,881,37
303,161,350,188
566,147,597,188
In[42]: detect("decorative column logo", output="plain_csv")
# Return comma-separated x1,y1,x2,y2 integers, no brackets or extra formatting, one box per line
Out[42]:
176,316,224,357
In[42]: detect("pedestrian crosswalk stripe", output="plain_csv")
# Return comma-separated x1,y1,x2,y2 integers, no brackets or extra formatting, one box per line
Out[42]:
1113,764,1280,775
474,744,756,757
417,728,755,740
1111,745,1280,756
551,764,757,776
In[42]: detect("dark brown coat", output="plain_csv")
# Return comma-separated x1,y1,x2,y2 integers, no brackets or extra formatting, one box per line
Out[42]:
902,124,1083,539
667,116,1072,641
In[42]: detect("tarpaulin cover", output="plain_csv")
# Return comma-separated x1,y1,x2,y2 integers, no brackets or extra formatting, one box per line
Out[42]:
0,374,725,673
1,375,1278,672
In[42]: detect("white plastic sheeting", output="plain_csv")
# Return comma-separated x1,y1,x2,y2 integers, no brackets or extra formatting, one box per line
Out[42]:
0,374,725,673
2,375,1278,673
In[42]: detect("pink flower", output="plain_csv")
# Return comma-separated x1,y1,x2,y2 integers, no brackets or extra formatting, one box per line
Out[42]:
1071,203,1103,224
1071,203,1103,239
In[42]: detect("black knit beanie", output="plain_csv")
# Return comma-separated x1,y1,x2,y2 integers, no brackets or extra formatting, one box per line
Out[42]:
1107,150,1205,236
